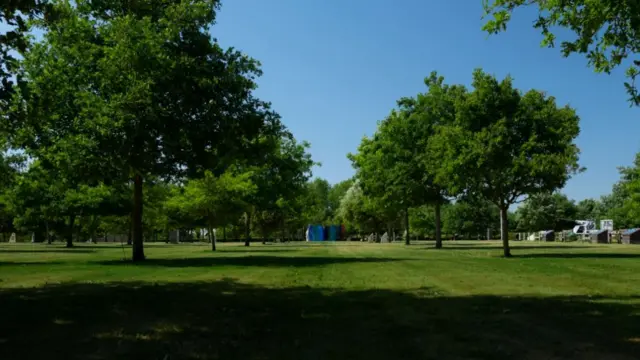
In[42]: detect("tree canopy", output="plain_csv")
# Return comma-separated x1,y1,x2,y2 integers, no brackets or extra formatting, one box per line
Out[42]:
483,0,640,106
430,69,581,256
8,0,286,260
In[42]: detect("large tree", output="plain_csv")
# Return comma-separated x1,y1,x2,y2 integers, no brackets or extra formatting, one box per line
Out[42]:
483,0,640,106
248,136,314,244
9,0,279,260
349,74,461,247
431,69,581,257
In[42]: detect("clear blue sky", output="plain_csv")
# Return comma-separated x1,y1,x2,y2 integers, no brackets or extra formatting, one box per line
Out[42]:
213,0,639,202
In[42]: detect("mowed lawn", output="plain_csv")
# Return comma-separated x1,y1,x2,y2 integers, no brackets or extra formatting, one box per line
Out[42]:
1,241,640,359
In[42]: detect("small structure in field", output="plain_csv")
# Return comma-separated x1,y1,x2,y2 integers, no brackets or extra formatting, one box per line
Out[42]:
590,229,609,244
541,230,555,242
621,228,640,244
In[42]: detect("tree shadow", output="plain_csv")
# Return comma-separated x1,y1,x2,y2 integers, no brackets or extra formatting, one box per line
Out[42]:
97,256,402,268
217,248,300,253
431,245,593,250
0,249,97,254
1,280,639,360
82,244,177,249
0,261,65,266
516,253,640,259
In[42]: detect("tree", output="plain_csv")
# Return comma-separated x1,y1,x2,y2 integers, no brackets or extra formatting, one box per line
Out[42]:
605,152,640,228
0,0,50,108
327,179,354,222
301,178,332,225
167,169,255,251
9,0,279,260
431,69,581,257
349,74,460,247
482,0,640,106
442,197,500,239
575,198,602,221
335,182,386,238
246,136,314,244
515,193,578,232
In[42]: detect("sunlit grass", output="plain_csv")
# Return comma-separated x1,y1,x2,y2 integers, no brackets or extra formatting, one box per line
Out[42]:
1,240,639,359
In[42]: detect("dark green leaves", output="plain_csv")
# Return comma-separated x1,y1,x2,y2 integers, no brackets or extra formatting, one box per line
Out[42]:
483,0,640,106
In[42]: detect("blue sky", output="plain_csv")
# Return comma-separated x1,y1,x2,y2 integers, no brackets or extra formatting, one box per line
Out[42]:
213,0,639,202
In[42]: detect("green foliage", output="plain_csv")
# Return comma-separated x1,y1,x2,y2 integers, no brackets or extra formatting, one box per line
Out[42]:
301,178,332,225
515,193,578,232
249,136,314,239
575,198,603,222
443,197,500,238
327,179,354,222
0,0,49,107
335,182,385,235
349,72,463,246
167,169,256,231
603,153,640,228
483,0,640,105
7,0,286,259
430,69,581,255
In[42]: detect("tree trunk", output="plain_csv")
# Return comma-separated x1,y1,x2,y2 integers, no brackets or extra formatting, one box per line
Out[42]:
435,201,442,249
281,215,286,243
132,174,145,261
209,224,216,251
88,215,99,244
127,215,133,245
500,205,511,257
77,214,84,242
404,207,410,245
45,221,51,244
66,214,76,248
244,211,251,247
223,226,226,241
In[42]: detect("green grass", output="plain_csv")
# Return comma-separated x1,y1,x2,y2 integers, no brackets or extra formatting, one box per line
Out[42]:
1,241,640,359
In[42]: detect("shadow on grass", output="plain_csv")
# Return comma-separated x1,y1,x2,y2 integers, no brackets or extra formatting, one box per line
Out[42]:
0,261,64,266
219,247,300,253
0,280,639,360
429,245,594,250
0,249,96,254
97,256,401,267
516,253,640,259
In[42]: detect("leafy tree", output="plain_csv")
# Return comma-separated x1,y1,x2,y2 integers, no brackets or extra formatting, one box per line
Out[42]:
483,0,640,105
515,193,577,232
244,135,313,244
335,182,385,237
443,197,500,239
0,0,50,107
604,153,640,228
9,0,279,260
301,178,332,225
600,183,632,229
0,145,25,238
327,179,354,222
431,69,581,256
350,74,461,248
575,198,603,221
167,169,255,251
348,132,404,242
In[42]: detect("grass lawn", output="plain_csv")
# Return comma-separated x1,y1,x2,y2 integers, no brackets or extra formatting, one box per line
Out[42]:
1,240,640,359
